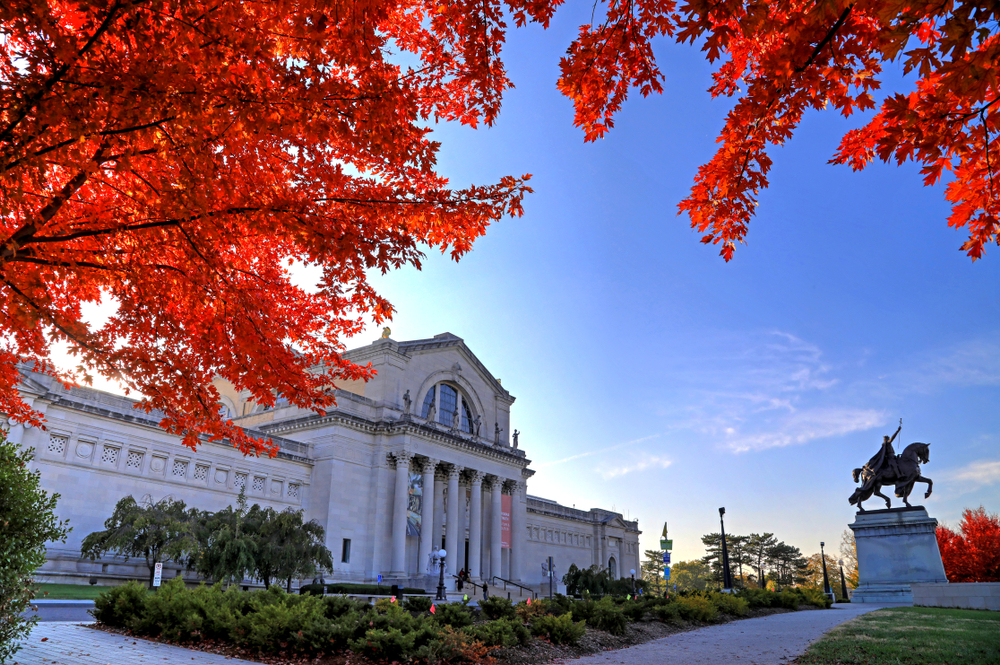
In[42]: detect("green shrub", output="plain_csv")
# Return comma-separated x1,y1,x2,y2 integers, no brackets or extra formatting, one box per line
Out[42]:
587,597,628,635
674,595,717,622
479,595,517,620
404,595,434,613
620,598,646,621
416,626,491,665
515,598,548,622
707,592,749,617
433,601,474,628
546,594,575,616
652,603,681,624
91,581,147,628
777,591,801,609
794,587,832,608
466,617,531,647
736,589,776,608
569,598,596,623
530,612,586,645
350,626,419,662
322,594,370,619
325,583,426,595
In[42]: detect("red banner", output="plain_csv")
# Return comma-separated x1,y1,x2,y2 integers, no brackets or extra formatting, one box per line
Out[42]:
501,494,511,549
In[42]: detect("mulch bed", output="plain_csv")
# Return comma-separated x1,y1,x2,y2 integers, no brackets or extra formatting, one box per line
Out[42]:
88,606,800,665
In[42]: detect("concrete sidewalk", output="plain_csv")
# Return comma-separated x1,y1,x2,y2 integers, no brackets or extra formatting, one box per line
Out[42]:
11,623,259,665
562,603,904,665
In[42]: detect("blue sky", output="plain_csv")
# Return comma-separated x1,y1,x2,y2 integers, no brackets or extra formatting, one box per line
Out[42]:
52,9,999,566
350,13,1000,563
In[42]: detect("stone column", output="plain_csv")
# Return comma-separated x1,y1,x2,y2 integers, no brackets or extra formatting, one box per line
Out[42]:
390,452,412,576
468,472,484,580
510,480,525,582
446,465,463,582
434,471,446,554
490,478,503,580
418,459,438,576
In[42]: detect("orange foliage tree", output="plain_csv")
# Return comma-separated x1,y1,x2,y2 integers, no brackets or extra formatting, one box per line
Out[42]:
4,0,998,453
1,0,530,454
936,506,1000,583
547,0,1000,260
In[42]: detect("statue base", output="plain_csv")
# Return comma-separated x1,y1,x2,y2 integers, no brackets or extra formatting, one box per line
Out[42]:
848,506,948,604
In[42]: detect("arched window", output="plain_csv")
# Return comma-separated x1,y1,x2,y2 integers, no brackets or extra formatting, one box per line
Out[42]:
608,557,618,579
421,382,474,434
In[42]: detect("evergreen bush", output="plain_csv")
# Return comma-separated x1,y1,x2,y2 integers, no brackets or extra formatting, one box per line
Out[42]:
403,595,434,613
90,581,148,628
466,617,531,646
707,592,749,616
479,595,517,620
432,601,474,628
587,597,628,635
674,595,718,622
529,612,586,645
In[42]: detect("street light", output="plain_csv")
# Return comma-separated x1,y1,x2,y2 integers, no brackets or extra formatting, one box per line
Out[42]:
820,541,833,602
719,507,733,592
630,569,636,595
838,559,849,602
435,549,447,601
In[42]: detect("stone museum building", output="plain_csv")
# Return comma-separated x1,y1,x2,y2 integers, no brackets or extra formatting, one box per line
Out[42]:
8,332,641,593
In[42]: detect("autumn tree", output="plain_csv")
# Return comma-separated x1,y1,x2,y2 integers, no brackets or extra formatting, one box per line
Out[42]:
549,0,1000,260
840,529,859,588
1,0,530,454
670,559,710,592
803,552,840,594
936,506,1000,583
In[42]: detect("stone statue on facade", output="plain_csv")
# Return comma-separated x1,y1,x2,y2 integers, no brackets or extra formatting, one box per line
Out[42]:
512,429,519,448
473,415,482,437
426,400,436,423
403,390,411,413
451,408,461,431
494,422,502,445
849,422,933,511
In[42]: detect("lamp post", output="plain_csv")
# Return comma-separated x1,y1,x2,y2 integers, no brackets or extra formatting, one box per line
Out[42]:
820,541,833,601
838,559,849,601
435,549,447,601
630,569,636,595
719,507,733,592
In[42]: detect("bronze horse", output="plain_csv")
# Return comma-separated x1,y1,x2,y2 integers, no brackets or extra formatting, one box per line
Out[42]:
849,442,933,511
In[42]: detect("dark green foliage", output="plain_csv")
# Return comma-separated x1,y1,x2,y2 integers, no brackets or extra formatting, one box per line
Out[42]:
403,595,434,613
299,583,325,595
587,597,628,635
0,434,71,663
529,612,586,645
737,588,777,608
90,581,148,627
652,603,681,624
777,591,802,609
466,617,531,647
620,598,646,621
250,505,334,589
433,601,474,628
479,595,517,620
326,583,427,595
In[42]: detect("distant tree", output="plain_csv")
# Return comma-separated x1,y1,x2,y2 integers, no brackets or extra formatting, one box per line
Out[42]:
839,530,859,589
670,560,710,592
193,490,258,587
746,533,778,589
640,549,667,595
0,430,70,663
766,542,809,589
81,495,197,588
936,507,1000,583
728,535,751,588
701,532,744,588
803,553,840,593
253,506,333,591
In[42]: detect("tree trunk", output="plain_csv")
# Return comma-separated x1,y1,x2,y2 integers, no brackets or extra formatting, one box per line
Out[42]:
286,576,292,593
148,563,155,589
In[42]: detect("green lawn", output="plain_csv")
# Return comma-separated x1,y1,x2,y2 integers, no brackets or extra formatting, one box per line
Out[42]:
34,582,118,600
797,606,1000,665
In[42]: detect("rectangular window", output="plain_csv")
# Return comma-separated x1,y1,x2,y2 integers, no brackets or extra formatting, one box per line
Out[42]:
341,538,351,563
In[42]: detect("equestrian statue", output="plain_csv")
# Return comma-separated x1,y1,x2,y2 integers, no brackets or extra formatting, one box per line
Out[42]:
849,422,933,512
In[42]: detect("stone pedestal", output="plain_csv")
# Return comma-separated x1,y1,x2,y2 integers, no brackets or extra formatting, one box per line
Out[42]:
849,506,947,603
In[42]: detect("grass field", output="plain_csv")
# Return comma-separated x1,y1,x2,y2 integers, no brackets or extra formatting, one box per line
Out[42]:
797,606,1000,665
34,583,119,600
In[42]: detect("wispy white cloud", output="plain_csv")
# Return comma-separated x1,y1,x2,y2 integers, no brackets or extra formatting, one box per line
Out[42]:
534,434,661,468
913,338,1000,390
941,459,1000,489
599,455,673,479
721,408,886,453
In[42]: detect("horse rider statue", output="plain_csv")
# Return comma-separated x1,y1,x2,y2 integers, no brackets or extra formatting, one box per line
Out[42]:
849,421,933,512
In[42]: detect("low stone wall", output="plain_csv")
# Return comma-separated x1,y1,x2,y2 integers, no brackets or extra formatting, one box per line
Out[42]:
912,582,1000,611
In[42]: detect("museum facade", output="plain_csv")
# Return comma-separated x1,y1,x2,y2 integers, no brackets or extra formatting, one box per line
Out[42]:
9,333,641,593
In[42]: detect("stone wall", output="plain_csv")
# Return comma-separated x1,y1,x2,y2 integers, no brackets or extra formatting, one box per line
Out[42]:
912,583,1000,611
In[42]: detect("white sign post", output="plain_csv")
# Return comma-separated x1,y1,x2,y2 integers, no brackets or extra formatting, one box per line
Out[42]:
153,562,163,587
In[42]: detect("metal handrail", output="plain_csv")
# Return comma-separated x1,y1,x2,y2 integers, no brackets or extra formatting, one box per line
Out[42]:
452,575,485,595
490,576,536,600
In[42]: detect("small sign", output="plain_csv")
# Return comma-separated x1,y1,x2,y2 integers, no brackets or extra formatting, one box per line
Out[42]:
153,562,163,587
662,552,671,564
377,574,382,584
660,539,673,551
663,566,671,580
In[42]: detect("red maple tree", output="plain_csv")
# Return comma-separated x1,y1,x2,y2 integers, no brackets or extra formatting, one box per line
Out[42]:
936,506,1000,583
1,0,530,454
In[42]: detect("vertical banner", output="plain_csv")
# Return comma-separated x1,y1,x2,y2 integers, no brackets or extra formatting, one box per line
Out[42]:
501,494,511,549
153,562,163,587
407,472,422,537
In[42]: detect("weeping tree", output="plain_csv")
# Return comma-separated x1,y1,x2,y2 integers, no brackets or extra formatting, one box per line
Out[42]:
253,507,333,591
1,430,71,662
81,495,199,588
193,490,258,587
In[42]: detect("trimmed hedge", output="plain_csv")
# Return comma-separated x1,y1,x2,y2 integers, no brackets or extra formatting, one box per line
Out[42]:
300,582,427,596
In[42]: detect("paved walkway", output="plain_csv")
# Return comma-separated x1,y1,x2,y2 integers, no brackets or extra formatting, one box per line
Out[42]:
13,603,904,665
563,603,905,665
11,623,258,665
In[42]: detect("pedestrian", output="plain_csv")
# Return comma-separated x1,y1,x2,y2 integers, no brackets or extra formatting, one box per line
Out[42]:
458,568,465,591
